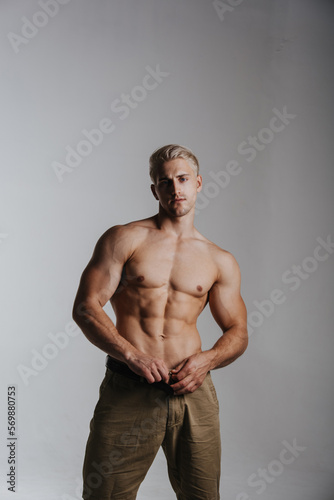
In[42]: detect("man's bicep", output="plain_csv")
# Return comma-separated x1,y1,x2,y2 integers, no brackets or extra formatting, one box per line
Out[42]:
74,226,128,309
208,253,247,332
78,261,123,307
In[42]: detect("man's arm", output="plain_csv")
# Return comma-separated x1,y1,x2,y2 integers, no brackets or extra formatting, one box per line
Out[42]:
170,251,248,395
72,225,170,383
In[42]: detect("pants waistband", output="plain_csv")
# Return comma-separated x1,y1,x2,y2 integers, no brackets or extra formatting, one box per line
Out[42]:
105,355,174,395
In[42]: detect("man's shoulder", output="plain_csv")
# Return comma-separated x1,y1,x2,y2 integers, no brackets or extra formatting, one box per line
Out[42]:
195,231,233,259
93,218,153,263
123,216,157,231
101,217,155,243
195,233,240,275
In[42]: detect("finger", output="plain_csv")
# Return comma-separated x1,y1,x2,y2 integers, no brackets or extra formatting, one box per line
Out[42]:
171,363,194,382
160,367,170,384
152,361,170,383
144,370,156,384
170,359,187,374
173,380,197,396
170,373,193,392
158,360,170,382
149,365,163,383
170,361,191,383
152,361,169,383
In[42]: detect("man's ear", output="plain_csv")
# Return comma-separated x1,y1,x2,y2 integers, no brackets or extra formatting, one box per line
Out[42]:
151,184,159,200
196,175,203,192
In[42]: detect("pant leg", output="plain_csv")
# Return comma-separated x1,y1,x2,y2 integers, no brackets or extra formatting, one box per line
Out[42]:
82,369,169,500
162,373,221,500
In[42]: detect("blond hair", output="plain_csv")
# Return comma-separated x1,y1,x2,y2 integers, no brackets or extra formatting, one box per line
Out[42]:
149,144,199,184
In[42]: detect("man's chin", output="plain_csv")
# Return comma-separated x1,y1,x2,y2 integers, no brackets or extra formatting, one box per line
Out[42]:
168,207,191,217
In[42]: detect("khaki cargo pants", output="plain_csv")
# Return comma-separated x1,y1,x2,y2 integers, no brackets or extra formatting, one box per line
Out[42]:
82,369,221,500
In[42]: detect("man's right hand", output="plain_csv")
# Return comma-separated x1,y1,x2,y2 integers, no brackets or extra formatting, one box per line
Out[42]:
126,352,170,384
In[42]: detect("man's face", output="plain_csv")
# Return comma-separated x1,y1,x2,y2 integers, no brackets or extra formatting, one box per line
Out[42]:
151,158,202,217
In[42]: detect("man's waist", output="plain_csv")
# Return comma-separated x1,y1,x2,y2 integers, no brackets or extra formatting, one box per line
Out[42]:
111,324,202,365
105,355,175,395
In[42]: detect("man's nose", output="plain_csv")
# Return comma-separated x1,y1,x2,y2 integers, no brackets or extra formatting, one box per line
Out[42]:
171,179,180,194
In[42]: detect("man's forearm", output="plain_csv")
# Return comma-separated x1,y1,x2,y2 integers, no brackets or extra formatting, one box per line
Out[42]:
72,300,137,363
206,324,248,370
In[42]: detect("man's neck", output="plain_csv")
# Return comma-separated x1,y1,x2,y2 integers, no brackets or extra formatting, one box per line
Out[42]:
154,209,196,238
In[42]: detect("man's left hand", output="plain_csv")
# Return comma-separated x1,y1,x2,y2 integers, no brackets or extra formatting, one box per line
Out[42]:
169,351,214,395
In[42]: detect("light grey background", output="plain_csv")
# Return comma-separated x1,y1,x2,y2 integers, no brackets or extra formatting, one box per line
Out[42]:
1,0,333,499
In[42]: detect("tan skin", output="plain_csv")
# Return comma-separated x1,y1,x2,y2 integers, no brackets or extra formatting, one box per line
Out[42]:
72,158,248,395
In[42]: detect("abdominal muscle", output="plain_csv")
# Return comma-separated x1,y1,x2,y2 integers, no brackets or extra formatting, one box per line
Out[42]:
111,286,206,369
111,295,204,369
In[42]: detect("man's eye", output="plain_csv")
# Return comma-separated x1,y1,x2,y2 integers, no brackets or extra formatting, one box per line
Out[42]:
180,178,187,182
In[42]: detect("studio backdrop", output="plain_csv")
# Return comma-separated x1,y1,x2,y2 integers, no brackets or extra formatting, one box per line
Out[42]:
1,0,333,499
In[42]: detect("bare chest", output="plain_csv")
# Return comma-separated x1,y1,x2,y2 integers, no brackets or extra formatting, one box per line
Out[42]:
121,238,217,297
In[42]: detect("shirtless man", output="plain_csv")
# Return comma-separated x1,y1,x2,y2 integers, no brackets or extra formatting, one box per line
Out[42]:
72,144,248,500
